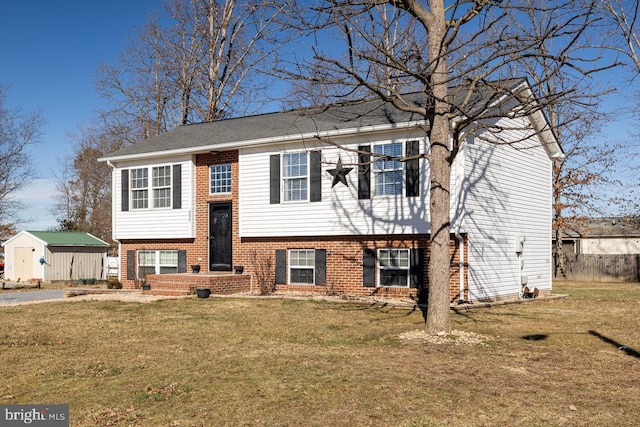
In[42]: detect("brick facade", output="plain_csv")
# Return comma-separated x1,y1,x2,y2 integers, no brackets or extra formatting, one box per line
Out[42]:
119,151,469,301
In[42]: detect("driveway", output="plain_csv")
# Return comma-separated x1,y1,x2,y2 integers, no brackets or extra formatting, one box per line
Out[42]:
0,290,64,306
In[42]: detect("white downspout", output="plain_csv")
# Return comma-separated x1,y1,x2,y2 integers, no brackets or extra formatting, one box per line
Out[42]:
515,236,526,298
455,225,465,304
451,122,466,304
106,160,121,282
517,252,523,298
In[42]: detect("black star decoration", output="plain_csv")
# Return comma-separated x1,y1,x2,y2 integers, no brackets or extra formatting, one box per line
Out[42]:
327,158,353,188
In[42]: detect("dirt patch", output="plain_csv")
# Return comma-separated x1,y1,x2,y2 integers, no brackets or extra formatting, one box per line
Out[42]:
67,291,184,303
398,329,491,345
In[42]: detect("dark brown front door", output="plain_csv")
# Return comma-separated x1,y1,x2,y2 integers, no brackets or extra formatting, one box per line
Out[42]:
209,202,232,271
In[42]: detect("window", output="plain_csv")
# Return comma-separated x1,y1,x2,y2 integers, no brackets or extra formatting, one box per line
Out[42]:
131,168,149,209
138,250,156,277
378,248,410,287
210,164,232,194
152,166,172,208
283,153,308,202
158,250,179,273
129,165,176,209
138,250,178,278
373,143,403,196
289,249,315,284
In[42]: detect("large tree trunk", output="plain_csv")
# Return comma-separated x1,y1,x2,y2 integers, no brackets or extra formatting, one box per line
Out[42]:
425,0,451,335
427,121,452,334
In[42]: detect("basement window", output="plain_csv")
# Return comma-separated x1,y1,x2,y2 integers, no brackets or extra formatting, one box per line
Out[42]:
138,250,178,278
378,248,410,287
289,249,315,284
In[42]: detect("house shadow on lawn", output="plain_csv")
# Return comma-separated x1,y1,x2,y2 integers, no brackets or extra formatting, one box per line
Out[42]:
589,330,640,359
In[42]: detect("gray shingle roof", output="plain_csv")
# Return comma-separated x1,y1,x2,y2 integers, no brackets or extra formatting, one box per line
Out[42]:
101,78,528,160
560,217,640,238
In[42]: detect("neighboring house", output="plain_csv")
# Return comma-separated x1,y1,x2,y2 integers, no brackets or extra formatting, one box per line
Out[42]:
554,217,640,282
2,231,109,282
100,79,563,302
556,217,640,255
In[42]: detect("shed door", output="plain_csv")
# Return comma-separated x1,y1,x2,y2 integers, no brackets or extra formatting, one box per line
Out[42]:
15,247,34,281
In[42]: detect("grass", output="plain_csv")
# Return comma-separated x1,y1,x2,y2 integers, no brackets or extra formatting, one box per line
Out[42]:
0,281,639,426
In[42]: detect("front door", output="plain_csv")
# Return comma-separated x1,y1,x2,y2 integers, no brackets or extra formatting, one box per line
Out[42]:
209,202,232,271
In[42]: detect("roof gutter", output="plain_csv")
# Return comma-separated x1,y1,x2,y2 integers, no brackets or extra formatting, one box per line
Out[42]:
515,85,565,160
98,120,428,163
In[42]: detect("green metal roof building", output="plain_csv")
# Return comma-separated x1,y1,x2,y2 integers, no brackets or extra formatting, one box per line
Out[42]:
2,231,109,282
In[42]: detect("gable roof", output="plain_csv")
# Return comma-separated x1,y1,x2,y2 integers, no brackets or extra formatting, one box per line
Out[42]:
100,78,562,162
560,217,640,239
2,231,109,248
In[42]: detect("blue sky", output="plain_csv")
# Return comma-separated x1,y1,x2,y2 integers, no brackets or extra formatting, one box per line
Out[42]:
0,1,637,232
1,0,163,230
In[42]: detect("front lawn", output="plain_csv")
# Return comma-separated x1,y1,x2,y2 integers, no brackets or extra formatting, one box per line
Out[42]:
0,281,638,426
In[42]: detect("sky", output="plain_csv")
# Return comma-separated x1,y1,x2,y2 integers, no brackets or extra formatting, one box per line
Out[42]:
1,0,164,230
0,1,638,232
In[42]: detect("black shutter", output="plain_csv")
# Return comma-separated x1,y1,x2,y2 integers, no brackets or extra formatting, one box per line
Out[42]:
177,250,187,273
410,248,424,289
406,140,420,197
315,249,326,286
270,155,281,204
310,151,322,202
358,145,371,200
363,249,376,287
275,249,286,284
126,250,135,280
121,169,129,211
173,164,182,209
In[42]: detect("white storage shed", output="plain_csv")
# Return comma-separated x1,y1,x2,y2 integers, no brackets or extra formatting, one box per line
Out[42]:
2,231,109,283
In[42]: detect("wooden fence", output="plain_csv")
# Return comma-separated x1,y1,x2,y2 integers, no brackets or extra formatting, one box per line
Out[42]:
557,254,640,282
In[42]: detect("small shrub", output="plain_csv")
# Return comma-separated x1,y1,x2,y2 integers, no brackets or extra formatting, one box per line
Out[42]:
107,278,122,289
252,250,275,295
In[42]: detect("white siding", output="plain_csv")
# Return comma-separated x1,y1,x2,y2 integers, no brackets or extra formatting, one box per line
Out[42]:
239,131,431,237
112,156,195,240
2,232,46,281
581,238,640,254
458,116,553,301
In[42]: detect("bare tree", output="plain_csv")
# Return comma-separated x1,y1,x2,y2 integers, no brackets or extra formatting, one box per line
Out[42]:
499,1,623,277
63,0,292,250
95,0,292,138
55,124,120,247
0,84,44,240
282,1,609,334
598,0,640,194
96,17,177,140
600,0,640,74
